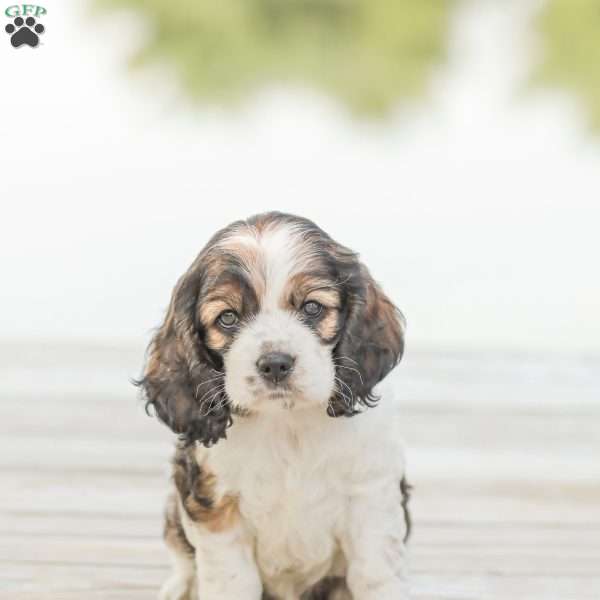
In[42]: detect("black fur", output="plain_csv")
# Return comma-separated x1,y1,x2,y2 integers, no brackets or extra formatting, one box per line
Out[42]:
328,260,404,416
400,476,412,542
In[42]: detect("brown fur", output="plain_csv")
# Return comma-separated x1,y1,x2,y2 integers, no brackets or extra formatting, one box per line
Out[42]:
164,492,195,556
283,273,341,309
316,308,341,341
173,445,240,533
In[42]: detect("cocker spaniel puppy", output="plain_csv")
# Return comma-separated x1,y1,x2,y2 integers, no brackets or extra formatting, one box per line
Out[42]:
139,212,411,600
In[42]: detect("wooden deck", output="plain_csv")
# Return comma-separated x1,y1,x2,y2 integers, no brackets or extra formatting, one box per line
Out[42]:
1,343,599,599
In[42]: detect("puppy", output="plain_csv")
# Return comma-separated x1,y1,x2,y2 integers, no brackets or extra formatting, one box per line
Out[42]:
139,212,411,600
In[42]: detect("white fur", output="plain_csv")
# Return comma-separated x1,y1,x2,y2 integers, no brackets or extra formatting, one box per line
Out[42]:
225,310,335,414
179,402,410,600
159,551,196,600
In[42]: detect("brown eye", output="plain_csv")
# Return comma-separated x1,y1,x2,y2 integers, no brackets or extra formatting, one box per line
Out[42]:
302,301,323,317
217,310,239,328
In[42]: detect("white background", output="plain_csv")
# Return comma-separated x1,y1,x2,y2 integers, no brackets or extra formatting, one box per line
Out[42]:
1,0,599,354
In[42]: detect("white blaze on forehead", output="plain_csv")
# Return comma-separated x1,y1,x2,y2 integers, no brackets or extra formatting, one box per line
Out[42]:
220,222,315,310
259,223,314,310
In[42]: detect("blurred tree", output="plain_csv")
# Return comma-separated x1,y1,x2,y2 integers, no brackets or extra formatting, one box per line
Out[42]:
99,0,454,116
537,0,600,130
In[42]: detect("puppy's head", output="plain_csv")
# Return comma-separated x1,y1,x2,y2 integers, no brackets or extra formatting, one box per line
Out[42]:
139,212,404,446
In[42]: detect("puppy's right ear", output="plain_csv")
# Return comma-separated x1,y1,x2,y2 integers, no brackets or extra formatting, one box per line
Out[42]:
137,273,231,447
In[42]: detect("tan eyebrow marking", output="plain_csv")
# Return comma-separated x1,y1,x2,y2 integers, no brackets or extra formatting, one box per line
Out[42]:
198,281,244,351
305,288,341,308
216,231,267,301
278,272,343,342
199,284,243,327
205,328,229,351
281,273,342,309
317,310,341,342
199,300,232,327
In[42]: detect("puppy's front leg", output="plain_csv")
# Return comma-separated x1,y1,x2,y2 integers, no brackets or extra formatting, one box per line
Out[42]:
341,481,411,600
180,504,262,600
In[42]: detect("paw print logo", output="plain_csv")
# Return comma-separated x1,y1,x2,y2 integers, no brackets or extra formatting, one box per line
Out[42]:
5,16,45,48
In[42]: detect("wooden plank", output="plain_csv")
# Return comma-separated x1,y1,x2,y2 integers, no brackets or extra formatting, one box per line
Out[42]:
2,528,599,573
1,345,599,600
0,562,164,598
2,560,599,599
4,510,599,546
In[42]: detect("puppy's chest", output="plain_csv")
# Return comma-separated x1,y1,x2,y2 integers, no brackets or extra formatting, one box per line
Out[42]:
240,451,344,536
207,428,350,579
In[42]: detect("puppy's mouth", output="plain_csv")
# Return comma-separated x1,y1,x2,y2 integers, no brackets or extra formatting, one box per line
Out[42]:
263,378,294,392
240,365,306,410
258,384,300,410
265,379,295,398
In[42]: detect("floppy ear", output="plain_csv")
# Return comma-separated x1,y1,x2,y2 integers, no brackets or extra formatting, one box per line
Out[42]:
330,263,405,416
137,272,232,447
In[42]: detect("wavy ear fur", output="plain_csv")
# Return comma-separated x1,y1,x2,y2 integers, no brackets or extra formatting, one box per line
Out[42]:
137,272,232,447
330,262,405,416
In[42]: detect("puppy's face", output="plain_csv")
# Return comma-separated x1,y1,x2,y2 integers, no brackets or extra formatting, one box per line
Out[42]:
199,223,341,414
141,213,404,446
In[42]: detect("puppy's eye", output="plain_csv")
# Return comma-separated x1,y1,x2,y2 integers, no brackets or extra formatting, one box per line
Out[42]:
302,301,323,317
217,310,239,328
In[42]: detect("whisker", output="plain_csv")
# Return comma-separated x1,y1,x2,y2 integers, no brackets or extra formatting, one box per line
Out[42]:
334,378,353,410
208,387,226,407
335,376,354,400
333,355,359,366
199,388,227,418
206,394,229,416
327,397,337,418
195,374,225,395
336,390,352,411
211,397,229,413
334,364,364,385
198,382,226,404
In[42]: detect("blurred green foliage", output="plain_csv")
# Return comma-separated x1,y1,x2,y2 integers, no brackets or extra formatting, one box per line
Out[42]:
537,0,600,129
100,0,454,116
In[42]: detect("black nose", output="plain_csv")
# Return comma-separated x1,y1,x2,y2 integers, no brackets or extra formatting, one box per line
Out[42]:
256,352,295,384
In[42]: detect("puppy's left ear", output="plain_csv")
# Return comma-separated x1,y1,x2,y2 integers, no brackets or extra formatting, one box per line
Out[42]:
331,264,405,415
